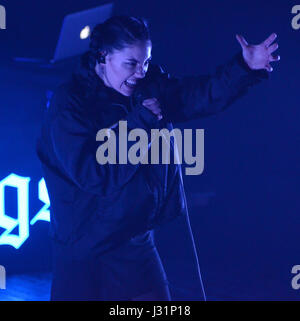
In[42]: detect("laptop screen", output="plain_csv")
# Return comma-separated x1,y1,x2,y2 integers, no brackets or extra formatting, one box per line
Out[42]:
52,2,114,63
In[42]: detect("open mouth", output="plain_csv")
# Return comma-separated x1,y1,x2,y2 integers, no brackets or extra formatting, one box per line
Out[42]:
124,80,137,89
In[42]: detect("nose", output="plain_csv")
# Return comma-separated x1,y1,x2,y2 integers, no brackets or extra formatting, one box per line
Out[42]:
134,66,146,79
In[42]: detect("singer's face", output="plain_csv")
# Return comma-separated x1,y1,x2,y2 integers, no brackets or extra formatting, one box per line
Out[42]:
95,40,152,96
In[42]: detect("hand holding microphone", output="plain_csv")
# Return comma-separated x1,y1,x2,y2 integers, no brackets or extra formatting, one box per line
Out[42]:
142,98,163,120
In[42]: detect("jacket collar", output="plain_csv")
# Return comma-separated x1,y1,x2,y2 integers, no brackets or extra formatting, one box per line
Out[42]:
73,64,131,107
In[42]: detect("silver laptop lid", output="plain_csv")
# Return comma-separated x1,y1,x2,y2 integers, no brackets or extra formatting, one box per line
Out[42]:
52,2,114,63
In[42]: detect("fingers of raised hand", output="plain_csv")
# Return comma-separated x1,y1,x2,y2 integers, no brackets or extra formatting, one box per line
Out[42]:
263,33,277,47
236,34,249,48
267,42,279,54
269,54,280,62
265,63,273,72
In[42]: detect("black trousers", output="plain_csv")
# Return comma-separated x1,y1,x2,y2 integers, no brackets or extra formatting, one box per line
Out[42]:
50,230,171,301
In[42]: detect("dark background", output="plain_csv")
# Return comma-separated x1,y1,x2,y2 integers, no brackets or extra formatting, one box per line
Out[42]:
0,0,299,300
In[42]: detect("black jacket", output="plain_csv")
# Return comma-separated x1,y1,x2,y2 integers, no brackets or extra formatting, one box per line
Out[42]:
36,52,268,259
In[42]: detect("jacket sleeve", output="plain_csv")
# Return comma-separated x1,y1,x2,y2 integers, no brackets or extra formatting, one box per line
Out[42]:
48,85,160,197
160,51,269,123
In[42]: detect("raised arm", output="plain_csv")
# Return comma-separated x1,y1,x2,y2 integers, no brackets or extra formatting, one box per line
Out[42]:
136,33,280,123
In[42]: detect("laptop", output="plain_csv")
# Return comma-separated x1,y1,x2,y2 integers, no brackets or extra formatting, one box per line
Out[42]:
13,2,114,67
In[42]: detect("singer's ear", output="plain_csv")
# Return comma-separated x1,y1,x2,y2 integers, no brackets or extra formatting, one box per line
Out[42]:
97,51,107,64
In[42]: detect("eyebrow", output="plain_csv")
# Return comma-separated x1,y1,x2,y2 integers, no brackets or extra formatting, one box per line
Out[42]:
126,56,152,63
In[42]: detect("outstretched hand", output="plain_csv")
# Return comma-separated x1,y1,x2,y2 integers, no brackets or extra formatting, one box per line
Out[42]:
236,33,280,72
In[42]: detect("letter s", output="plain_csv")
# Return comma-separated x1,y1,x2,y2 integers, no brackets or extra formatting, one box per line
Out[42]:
291,265,300,290
291,5,300,30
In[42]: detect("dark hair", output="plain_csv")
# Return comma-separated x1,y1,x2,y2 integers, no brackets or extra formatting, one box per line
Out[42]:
79,15,151,91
